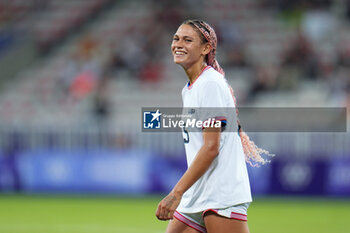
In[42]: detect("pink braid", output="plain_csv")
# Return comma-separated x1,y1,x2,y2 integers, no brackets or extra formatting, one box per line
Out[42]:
190,21,225,76
230,87,274,167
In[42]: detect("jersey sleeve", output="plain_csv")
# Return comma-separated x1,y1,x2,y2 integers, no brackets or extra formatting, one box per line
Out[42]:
200,81,226,108
198,81,228,128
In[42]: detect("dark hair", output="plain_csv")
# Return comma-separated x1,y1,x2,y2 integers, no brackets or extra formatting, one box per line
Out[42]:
182,19,210,44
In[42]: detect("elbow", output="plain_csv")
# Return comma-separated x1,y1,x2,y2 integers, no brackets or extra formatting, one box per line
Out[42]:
204,142,220,158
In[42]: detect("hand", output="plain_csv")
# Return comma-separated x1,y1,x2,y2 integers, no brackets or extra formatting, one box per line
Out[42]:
155,191,182,221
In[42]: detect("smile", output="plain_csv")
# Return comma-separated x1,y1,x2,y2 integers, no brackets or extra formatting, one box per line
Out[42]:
175,51,186,55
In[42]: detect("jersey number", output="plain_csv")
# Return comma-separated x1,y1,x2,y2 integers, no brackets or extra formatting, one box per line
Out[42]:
183,128,189,143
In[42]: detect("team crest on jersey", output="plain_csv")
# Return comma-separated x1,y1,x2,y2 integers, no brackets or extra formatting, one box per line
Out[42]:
143,109,162,129
188,108,195,114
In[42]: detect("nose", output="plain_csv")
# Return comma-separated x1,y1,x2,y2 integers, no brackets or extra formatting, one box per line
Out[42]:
172,39,183,50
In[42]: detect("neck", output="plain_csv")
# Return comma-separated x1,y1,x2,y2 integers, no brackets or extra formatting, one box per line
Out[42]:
185,62,207,84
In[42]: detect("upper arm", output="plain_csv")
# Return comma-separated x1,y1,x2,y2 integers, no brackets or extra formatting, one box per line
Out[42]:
202,127,221,156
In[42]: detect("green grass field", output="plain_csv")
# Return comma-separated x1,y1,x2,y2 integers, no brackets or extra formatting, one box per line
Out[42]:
0,195,349,233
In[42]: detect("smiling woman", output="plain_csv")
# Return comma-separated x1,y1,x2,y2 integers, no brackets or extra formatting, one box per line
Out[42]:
155,19,272,233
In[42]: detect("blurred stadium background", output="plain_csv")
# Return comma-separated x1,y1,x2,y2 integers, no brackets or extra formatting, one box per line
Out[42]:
0,0,349,232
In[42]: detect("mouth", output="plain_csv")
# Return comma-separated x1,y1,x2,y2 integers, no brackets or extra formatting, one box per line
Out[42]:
174,50,187,56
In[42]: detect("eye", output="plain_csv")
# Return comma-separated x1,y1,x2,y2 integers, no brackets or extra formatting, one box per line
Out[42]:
173,37,179,41
185,39,192,42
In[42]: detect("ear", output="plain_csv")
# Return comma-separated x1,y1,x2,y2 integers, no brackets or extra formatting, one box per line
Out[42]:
201,43,211,56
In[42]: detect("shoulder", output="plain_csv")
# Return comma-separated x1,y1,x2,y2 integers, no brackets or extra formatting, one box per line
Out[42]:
202,66,224,80
182,84,188,95
200,67,227,89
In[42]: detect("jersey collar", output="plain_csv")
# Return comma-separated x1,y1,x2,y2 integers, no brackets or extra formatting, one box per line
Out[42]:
187,66,211,90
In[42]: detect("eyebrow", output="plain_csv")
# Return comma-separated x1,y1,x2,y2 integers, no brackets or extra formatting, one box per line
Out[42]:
173,35,195,40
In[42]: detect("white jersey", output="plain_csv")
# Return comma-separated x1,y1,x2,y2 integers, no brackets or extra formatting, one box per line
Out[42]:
177,66,252,213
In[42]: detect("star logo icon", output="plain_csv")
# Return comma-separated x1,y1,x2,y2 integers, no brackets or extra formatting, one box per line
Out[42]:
143,109,162,129
151,109,162,122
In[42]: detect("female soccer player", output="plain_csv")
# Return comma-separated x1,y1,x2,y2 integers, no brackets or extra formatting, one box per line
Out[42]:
156,19,270,233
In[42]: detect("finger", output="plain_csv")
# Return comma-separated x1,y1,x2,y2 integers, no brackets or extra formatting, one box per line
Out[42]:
169,209,175,220
159,206,168,220
155,203,162,219
166,208,175,220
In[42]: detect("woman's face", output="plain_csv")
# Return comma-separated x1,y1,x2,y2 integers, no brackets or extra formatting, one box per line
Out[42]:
171,24,209,69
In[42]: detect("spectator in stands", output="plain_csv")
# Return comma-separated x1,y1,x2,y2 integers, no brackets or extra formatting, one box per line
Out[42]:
346,0,350,20
153,0,184,31
59,35,109,101
281,29,317,79
138,16,167,82
92,75,111,125
248,65,280,100
300,1,335,45
224,47,248,68
111,14,168,82
112,27,147,77
316,52,337,80
282,30,315,71
337,42,350,67
217,20,248,68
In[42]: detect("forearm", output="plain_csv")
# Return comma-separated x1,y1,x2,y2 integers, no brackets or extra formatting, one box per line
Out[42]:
156,147,218,221
172,145,219,196
156,129,220,221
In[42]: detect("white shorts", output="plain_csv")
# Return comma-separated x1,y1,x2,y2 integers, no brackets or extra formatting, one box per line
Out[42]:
174,203,250,233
